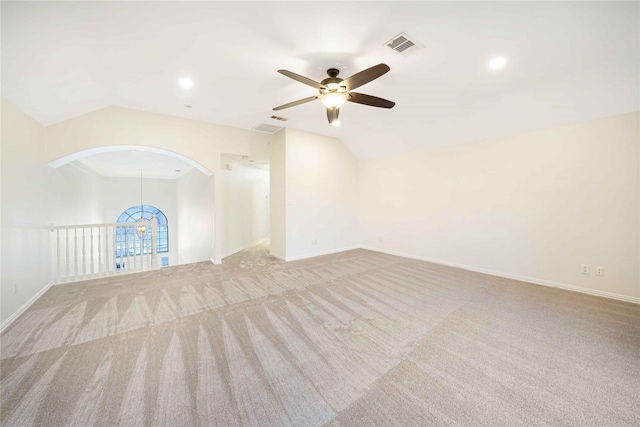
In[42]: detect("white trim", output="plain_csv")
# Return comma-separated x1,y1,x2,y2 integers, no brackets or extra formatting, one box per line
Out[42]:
286,246,360,262
176,167,201,182
47,145,213,176
69,160,103,179
361,246,640,305
102,175,191,184
222,238,269,259
1,280,55,333
269,252,286,261
209,257,222,265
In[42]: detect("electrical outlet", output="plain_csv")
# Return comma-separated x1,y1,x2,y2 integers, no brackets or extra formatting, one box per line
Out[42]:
595,266,604,276
581,265,590,275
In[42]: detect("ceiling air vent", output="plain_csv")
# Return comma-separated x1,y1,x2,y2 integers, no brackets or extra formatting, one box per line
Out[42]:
252,123,283,133
270,115,288,122
385,32,421,56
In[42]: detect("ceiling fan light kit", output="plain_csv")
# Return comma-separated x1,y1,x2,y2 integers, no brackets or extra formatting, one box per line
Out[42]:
274,63,395,125
321,92,346,108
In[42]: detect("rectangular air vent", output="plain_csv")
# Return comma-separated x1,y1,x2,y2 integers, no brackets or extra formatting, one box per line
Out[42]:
270,115,288,122
251,123,283,134
385,32,421,56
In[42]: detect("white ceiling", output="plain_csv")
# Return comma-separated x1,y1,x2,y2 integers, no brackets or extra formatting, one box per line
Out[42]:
78,151,194,180
2,2,638,160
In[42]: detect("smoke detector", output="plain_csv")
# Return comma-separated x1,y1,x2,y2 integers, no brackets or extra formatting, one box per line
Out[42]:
385,32,422,56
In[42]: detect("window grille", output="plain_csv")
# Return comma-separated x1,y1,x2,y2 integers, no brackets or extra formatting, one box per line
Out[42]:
115,205,168,257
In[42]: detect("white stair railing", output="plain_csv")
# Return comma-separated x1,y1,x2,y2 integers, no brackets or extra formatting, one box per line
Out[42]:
51,215,158,283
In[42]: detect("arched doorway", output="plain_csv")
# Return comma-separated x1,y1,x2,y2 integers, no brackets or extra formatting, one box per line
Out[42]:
48,146,216,266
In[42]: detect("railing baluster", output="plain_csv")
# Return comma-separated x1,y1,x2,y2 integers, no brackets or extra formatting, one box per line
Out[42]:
142,228,146,270
56,229,61,283
115,226,119,274
119,227,126,273
147,231,151,270
106,226,110,276
90,227,94,276
73,228,78,280
117,225,121,274
135,230,139,272
98,226,102,276
125,227,129,272
147,232,151,270
65,229,70,282
80,227,85,278
106,226,111,275
151,214,158,269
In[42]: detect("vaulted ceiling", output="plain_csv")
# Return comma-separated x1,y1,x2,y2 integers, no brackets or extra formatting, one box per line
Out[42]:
2,1,638,159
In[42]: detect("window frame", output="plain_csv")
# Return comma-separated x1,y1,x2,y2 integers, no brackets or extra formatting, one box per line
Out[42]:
115,205,169,256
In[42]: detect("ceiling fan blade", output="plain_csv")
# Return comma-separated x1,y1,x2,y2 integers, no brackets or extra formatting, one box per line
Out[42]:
273,96,318,111
278,70,324,89
346,92,395,108
326,107,340,124
342,63,390,91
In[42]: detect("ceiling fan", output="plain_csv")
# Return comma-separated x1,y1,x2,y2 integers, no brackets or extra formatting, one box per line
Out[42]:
273,63,395,125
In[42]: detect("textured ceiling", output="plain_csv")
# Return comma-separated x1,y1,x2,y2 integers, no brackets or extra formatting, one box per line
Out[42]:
2,1,638,160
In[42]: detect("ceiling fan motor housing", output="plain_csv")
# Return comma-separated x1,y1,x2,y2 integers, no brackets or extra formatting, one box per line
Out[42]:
320,70,345,94
326,68,340,78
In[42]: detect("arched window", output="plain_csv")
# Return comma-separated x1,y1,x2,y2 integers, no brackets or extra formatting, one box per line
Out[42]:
115,205,168,256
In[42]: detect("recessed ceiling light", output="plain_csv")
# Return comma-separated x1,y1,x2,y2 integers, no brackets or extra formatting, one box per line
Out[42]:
488,57,507,70
179,77,193,90
331,120,341,127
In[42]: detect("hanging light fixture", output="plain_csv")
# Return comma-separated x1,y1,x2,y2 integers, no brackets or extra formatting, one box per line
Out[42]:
135,170,147,237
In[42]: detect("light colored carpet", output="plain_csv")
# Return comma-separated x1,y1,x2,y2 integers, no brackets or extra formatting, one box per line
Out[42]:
1,241,639,426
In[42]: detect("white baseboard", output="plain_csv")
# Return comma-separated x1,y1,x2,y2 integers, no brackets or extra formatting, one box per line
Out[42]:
286,245,360,262
1,280,55,333
270,252,286,261
209,257,222,265
222,238,269,259
361,246,640,305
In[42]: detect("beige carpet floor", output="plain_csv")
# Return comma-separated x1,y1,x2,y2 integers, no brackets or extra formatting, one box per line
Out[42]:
1,241,639,426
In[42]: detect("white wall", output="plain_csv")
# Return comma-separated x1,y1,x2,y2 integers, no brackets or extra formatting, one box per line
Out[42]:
1,99,51,324
48,162,103,226
102,177,179,266
1,100,103,325
220,161,269,258
260,168,271,244
361,112,640,300
44,106,271,175
177,171,214,264
270,130,287,260
284,128,360,261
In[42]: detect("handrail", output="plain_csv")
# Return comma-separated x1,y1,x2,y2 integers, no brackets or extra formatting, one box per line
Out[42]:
51,221,152,230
